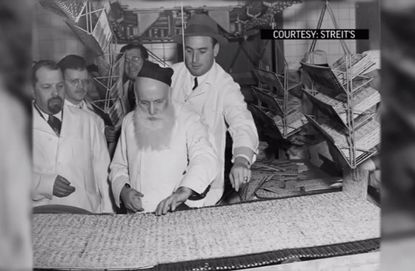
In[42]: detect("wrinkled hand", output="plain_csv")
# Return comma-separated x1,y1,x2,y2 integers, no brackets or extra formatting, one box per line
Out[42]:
229,157,251,192
120,185,144,213
53,175,75,198
155,187,193,216
105,126,119,143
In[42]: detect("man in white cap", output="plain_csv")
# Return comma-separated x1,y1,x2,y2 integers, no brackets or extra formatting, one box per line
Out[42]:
109,61,217,215
171,13,259,205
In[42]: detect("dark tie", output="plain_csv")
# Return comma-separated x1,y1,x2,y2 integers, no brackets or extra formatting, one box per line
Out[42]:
192,77,198,90
127,80,136,111
48,115,62,136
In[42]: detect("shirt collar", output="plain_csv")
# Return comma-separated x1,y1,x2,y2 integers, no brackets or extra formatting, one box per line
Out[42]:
65,99,84,109
189,60,216,86
192,70,208,86
33,101,62,120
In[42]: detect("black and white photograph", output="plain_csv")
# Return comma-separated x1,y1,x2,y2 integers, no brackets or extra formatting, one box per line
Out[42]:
1,0,414,270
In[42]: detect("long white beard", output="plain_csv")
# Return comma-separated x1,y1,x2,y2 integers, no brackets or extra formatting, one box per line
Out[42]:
133,104,176,151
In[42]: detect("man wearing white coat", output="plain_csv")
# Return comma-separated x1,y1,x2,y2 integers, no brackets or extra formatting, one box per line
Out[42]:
171,14,259,205
32,60,113,213
57,54,118,157
109,61,217,215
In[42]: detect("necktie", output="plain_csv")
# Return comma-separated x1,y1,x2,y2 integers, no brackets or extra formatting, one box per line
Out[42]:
127,80,136,111
48,115,62,136
192,77,198,90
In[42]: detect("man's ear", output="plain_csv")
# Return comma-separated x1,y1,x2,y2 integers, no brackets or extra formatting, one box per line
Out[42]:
213,43,220,58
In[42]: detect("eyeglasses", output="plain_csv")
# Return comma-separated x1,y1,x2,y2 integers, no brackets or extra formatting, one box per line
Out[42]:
67,79,92,86
125,56,143,63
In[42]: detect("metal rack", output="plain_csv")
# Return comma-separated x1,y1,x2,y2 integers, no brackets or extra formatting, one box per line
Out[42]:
252,47,305,140
301,0,379,169
39,0,126,127
39,0,87,23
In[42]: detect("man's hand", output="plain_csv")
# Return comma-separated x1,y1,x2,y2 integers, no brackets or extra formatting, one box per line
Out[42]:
53,175,75,198
104,126,119,143
120,185,144,213
229,157,251,192
155,187,193,216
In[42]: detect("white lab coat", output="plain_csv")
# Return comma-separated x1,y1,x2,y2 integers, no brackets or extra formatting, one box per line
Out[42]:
65,99,105,134
171,61,259,205
109,103,218,212
32,103,113,213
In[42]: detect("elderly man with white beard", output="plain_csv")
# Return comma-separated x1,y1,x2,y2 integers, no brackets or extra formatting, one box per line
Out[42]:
109,61,218,216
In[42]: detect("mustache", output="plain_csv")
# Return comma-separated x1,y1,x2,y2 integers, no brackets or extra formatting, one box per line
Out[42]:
133,106,176,151
147,116,162,121
47,96,64,114
136,108,169,122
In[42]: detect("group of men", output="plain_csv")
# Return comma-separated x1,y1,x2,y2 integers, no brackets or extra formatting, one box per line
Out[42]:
32,14,259,215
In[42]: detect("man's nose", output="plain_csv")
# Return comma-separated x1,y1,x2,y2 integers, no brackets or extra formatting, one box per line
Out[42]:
192,52,198,63
78,80,87,89
52,86,59,96
149,103,156,115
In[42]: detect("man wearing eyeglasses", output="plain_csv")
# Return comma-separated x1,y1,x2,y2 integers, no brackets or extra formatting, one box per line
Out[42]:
118,43,149,112
58,55,118,155
32,60,113,213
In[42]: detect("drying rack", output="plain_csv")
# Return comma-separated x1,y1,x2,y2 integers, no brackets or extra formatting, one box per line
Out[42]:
300,0,379,170
251,27,305,139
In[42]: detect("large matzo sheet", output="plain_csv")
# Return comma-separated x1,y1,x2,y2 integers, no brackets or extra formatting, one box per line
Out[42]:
33,192,380,270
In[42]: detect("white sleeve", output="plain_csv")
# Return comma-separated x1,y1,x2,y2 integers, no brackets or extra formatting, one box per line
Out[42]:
92,120,113,213
109,117,130,208
223,81,259,162
179,111,218,194
31,172,56,201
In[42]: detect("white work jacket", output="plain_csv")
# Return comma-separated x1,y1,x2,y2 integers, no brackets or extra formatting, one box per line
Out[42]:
65,99,105,134
32,103,113,213
171,61,259,204
109,103,218,212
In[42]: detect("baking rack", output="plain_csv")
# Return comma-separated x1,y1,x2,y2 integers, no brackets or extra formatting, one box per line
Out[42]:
300,0,379,169
251,36,305,139
39,0,128,127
